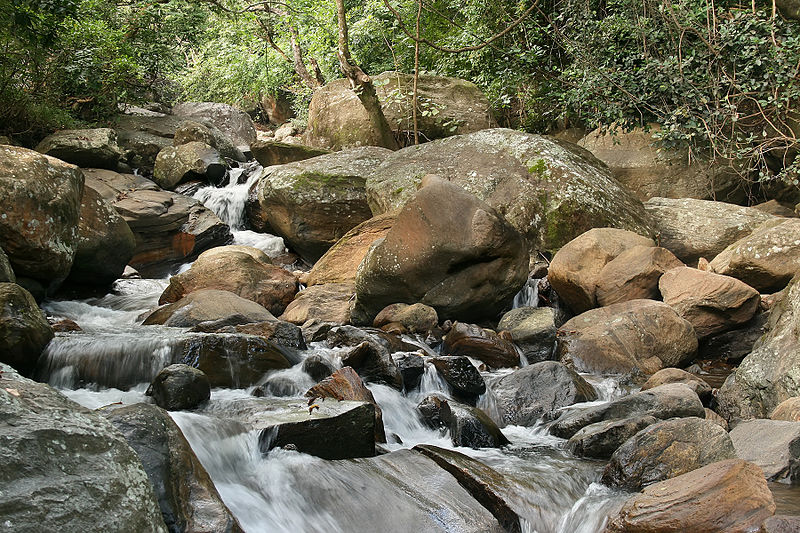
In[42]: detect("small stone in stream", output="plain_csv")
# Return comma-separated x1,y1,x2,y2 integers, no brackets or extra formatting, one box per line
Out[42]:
566,415,658,459
51,318,82,332
430,356,486,403
301,354,337,381
417,394,509,449
393,352,426,390
497,307,556,364
373,303,439,334
146,364,211,411
441,322,520,369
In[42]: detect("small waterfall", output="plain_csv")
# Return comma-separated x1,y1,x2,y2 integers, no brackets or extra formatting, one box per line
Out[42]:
416,361,451,398
513,277,540,309
193,163,260,230
368,383,451,448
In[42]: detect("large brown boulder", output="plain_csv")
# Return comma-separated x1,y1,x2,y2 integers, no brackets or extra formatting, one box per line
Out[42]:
729,419,800,483
659,266,760,339
305,212,396,287
578,125,742,202
441,322,520,369
306,71,495,150
595,245,683,307
604,459,776,533
352,176,528,324
159,245,297,316
279,283,354,325
0,146,83,288
644,197,776,265
549,228,654,314
68,185,136,285
0,283,54,376
717,274,800,419
556,299,698,376
601,417,736,490
257,147,391,262
709,218,800,292
152,141,226,190
366,129,655,254
144,289,276,328
35,128,122,169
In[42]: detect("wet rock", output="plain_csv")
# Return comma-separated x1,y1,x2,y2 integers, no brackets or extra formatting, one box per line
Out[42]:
556,299,698,376
301,354,337,381
699,312,768,361
641,368,712,404
442,322,520,369
51,318,82,332
0,146,83,288
374,303,438,334
146,364,211,410
760,515,800,533
417,394,509,448
353,175,528,324
566,415,658,459
549,228,655,314
772,397,800,421
492,361,597,427
366,129,655,254
0,246,15,282
729,419,800,483
159,245,297,316
68,184,136,285
0,364,168,532
595,245,683,307
144,289,276,328
192,318,306,350
0,283,54,376
601,417,736,490
35,128,122,169
393,352,426,389
604,459,775,533
717,274,800,419
279,283,353,325
306,71,495,150
430,356,486,402
497,307,556,364
305,212,396,287
339,340,403,389
153,141,226,190
104,403,242,533
709,218,800,292
659,266,760,339
306,366,386,443
257,147,390,262
251,140,330,166
644,197,775,266
550,383,705,439
172,102,257,149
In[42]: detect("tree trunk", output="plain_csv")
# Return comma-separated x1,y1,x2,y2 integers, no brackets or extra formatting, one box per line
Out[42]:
334,0,398,150
289,24,323,89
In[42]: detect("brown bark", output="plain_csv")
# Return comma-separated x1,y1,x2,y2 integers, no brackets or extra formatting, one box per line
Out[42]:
289,24,323,89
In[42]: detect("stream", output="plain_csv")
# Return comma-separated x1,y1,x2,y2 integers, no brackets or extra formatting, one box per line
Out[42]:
36,165,799,533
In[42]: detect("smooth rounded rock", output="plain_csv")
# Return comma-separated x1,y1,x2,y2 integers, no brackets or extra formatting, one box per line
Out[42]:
146,364,211,410
595,245,683,307
0,283,54,376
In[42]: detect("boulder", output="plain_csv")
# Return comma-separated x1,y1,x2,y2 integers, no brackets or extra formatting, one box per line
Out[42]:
772,397,800,421
717,274,800,419
305,212,396,287
104,403,242,533
68,184,136,285
641,368,712,404
0,246,15,282
35,128,122,169
492,361,597,427
172,102,257,149
704,408,729,430
300,354,337,381
729,419,800,483
257,147,390,262
143,289,277,327
0,364,168,532
556,299,698,375
709,218,800,292
761,515,800,533
441,322,520,369
549,228,655,314
306,71,495,150
251,140,330,166
659,266,760,339
172,119,245,162
192,318,306,350
393,352,426,389
373,303,438,334
115,128,173,172
699,312,768,362
353,175,529,324
369,132,657,257
430,356,486,401
595,245,683,307
0,283,54,376
153,141,226,190
338,340,403,389
550,383,705,439
0,146,83,287
417,395,509,448
601,417,736,490
754,199,798,217
305,366,386,443
279,283,353,325
604,459,775,533
644,197,776,266
578,125,742,202
496,307,556,364
159,245,297,316
566,415,659,459
146,364,211,410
